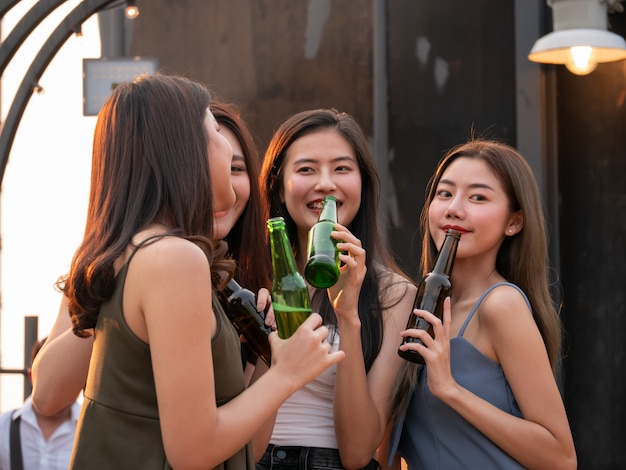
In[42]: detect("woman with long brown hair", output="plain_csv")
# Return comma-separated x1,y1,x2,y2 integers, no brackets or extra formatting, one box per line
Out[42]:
387,139,576,469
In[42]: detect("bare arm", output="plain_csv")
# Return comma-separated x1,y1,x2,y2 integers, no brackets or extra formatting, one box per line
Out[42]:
403,290,577,470
247,359,276,461
31,295,92,415
334,276,415,468
331,225,417,468
376,421,403,470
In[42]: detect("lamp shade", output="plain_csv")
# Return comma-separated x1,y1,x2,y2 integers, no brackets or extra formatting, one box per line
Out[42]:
528,0,626,74
529,28,626,63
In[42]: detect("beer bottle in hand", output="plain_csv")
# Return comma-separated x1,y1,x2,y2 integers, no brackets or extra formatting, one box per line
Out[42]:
305,195,341,288
215,276,272,367
398,229,461,364
268,217,312,339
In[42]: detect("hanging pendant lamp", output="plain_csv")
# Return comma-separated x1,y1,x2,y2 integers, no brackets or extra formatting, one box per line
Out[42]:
528,0,626,75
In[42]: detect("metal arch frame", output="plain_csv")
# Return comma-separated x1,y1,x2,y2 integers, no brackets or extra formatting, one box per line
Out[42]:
0,1,22,19
0,0,69,76
0,0,120,186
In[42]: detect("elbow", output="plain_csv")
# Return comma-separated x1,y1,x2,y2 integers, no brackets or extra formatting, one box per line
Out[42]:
555,439,577,470
31,392,60,416
539,447,577,470
560,451,577,470
340,450,377,470
31,385,75,416
337,428,385,469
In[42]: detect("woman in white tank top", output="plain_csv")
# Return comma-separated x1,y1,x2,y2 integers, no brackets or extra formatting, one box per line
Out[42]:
257,109,417,469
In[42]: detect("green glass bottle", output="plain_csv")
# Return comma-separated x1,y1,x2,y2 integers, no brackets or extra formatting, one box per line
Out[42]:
214,276,272,367
398,229,461,364
304,195,341,288
268,217,312,339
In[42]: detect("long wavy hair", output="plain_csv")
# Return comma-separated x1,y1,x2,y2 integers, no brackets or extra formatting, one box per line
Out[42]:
260,108,411,371
61,74,234,337
391,138,563,417
211,100,270,294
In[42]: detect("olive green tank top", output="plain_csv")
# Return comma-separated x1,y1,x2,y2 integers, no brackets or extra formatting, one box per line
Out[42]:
70,236,254,469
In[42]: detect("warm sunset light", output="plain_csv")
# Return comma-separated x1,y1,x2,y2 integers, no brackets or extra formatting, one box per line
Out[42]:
0,1,100,411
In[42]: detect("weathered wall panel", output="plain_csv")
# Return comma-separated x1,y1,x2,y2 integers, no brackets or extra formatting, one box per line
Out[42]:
129,0,372,150
386,0,516,277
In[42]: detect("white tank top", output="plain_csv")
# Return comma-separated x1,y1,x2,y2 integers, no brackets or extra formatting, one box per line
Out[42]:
270,328,340,448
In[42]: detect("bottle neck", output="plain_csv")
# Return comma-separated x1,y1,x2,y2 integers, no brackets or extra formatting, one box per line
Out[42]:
269,222,300,275
318,196,337,223
431,230,461,275
225,278,242,296
211,272,244,298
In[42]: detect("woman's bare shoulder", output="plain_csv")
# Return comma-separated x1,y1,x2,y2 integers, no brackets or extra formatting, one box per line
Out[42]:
478,283,533,331
129,235,209,278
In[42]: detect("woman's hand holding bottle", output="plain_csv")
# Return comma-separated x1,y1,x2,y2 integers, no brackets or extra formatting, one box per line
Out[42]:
327,223,366,321
268,313,344,391
399,297,456,397
256,288,273,326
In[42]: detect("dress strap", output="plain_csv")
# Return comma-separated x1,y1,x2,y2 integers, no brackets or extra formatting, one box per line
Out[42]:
126,234,173,266
457,282,531,337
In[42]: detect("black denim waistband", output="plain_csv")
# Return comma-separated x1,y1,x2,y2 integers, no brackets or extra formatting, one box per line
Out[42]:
258,444,380,470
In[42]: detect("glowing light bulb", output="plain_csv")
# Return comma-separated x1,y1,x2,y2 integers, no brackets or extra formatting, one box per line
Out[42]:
125,4,140,19
565,46,597,75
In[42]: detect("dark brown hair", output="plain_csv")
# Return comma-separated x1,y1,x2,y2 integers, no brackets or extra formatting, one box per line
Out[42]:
62,74,234,336
211,100,270,293
260,108,411,371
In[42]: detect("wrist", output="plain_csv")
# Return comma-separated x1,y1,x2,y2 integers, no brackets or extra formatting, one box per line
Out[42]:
336,311,361,330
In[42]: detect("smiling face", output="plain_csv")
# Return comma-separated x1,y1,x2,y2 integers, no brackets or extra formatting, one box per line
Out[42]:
205,109,235,215
280,128,362,247
213,125,251,240
428,156,522,260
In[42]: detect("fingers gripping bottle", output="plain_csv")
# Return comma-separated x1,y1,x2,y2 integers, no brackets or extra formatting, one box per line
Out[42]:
268,217,312,339
304,195,341,288
398,229,461,364
214,275,272,367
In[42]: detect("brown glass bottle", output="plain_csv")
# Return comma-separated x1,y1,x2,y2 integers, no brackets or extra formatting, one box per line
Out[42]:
304,195,341,288
216,277,272,367
398,229,461,364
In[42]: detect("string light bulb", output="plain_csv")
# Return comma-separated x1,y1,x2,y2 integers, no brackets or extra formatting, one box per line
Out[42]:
125,1,140,19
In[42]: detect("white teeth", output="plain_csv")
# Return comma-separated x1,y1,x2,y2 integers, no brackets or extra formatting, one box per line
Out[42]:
309,202,324,210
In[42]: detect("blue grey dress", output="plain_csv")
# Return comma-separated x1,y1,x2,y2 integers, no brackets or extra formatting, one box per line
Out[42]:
388,282,529,469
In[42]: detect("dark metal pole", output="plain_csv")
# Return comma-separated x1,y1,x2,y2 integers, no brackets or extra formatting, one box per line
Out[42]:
0,316,38,400
372,0,392,245
23,316,38,399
